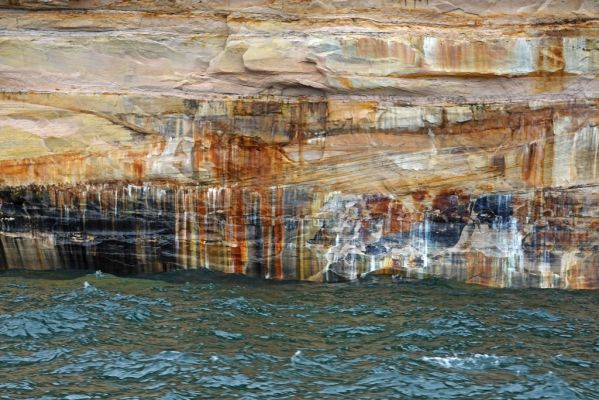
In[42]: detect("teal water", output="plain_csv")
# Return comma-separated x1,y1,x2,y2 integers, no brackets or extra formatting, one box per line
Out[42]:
0,271,598,399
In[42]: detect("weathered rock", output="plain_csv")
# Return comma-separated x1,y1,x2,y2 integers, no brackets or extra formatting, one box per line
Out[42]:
0,1,598,288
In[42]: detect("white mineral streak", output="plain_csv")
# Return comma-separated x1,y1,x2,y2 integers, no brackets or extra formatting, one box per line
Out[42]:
0,0,598,288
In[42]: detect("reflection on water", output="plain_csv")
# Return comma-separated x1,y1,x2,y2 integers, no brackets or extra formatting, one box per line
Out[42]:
0,270,598,399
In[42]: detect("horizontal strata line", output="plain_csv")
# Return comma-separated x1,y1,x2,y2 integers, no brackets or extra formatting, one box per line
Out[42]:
1,8,598,25
1,25,597,35
2,182,599,198
0,30,225,37
0,89,597,106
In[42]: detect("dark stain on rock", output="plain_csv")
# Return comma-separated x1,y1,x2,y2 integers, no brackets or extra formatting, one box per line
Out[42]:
473,194,513,227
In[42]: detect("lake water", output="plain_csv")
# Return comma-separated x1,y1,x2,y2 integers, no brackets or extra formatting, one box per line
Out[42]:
1,270,598,399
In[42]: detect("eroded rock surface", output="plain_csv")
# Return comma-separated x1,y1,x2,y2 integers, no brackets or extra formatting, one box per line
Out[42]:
0,1,598,288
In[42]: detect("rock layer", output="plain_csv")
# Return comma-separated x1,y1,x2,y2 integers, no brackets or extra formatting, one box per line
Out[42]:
0,1,598,288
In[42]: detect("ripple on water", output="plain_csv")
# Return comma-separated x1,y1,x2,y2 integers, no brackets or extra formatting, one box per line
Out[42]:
211,330,244,341
0,306,89,338
53,350,200,381
551,354,595,369
0,379,35,391
0,287,171,340
0,348,70,365
395,313,487,341
287,352,344,378
512,307,562,322
209,296,272,317
102,351,199,381
513,372,582,400
0,272,598,399
321,324,386,339
323,304,392,318
397,326,476,339
196,373,297,398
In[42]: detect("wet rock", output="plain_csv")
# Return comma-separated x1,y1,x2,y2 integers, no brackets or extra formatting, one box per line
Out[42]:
0,1,598,288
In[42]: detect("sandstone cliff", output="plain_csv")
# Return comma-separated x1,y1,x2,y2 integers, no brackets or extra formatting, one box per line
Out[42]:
0,0,598,288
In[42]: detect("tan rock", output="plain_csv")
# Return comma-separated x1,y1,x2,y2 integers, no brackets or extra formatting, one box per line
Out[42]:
0,1,598,288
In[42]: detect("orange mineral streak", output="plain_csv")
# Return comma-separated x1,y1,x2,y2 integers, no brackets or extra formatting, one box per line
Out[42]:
200,132,288,186
567,255,599,290
465,252,504,287
388,201,411,234
191,130,293,279
230,188,245,274
0,138,162,187
1,97,599,287
352,37,422,66
428,39,512,75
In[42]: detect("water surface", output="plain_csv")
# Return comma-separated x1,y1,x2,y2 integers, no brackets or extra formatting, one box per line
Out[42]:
1,270,598,399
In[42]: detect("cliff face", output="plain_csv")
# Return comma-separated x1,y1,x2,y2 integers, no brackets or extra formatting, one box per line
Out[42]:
1,0,598,288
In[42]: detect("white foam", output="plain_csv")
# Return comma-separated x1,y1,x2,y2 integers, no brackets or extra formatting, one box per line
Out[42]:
422,354,510,370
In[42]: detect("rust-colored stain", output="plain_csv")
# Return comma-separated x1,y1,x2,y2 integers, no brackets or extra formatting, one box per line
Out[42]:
0,98,598,288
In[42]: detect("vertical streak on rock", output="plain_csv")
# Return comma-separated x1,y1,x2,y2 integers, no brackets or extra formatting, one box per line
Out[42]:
246,191,260,277
175,187,181,268
205,188,215,271
188,188,197,269
221,187,231,273
197,188,206,271
274,186,284,280
260,188,272,279
297,214,304,281
231,187,244,274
